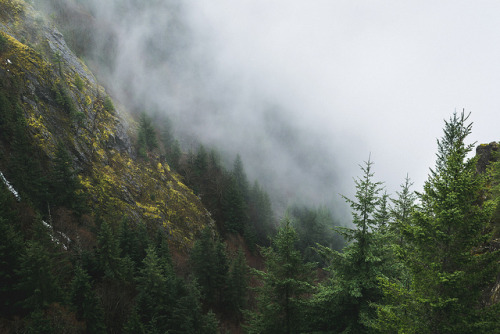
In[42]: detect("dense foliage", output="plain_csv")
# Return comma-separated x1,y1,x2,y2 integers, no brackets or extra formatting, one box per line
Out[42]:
0,1,498,332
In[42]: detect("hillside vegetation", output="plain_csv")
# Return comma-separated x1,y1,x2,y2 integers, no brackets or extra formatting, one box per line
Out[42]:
0,1,498,333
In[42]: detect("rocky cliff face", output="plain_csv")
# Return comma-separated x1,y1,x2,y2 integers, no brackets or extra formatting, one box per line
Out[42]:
476,142,499,174
0,0,211,250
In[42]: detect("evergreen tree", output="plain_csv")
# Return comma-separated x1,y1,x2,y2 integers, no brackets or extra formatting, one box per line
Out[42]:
314,157,393,333
192,144,209,194
233,154,249,202
394,112,499,333
135,245,170,330
160,117,174,150
214,240,229,308
375,191,391,229
248,181,276,246
190,228,228,310
0,215,24,316
221,172,248,234
246,218,316,334
153,228,173,270
96,221,122,280
168,280,218,334
137,112,158,157
390,174,416,246
168,139,182,170
70,265,106,333
122,308,145,334
50,142,79,209
0,32,7,53
8,102,49,210
195,145,208,178
290,205,344,265
118,218,148,270
227,248,248,318
16,240,61,311
204,149,226,229
103,96,115,112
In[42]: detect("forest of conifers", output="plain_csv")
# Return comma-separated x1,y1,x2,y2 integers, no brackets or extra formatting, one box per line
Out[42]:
0,0,499,332
1,82,499,333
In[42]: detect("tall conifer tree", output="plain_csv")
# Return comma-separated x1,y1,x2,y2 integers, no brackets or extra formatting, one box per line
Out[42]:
313,157,396,333
246,218,315,334
399,112,499,333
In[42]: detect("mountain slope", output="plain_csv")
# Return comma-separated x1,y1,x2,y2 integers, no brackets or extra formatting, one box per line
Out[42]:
0,0,211,250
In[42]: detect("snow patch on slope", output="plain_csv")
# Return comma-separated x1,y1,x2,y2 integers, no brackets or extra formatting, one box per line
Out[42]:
0,170,21,201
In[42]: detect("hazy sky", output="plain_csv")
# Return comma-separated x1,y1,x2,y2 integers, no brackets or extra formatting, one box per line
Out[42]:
184,1,500,191
75,0,500,221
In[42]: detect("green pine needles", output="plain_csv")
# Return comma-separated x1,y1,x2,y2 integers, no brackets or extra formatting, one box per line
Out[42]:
375,111,500,333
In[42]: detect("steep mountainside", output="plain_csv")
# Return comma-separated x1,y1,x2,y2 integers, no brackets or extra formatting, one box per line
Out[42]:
0,0,211,250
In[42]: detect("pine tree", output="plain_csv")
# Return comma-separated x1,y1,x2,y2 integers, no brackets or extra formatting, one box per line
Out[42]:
375,191,391,229
137,112,158,157
248,181,275,246
16,240,61,311
190,228,229,310
51,142,79,208
399,112,499,333
70,265,106,333
221,172,248,234
168,280,218,334
135,245,170,330
246,218,316,334
227,248,248,318
0,215,24,316
214,240,229,308
96,221,122,280
160,117,174,150
314,157,393,333
192,145,209,194
8,102,49,209
289,205,343,265
118,219,148,269
154,229,173,271
390,174,416,246
233,154,249,202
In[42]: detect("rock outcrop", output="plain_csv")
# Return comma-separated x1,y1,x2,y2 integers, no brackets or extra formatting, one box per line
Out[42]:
476,142,499,173
0,0,211,250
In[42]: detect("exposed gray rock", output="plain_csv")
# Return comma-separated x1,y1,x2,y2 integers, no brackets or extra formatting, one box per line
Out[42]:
476,142,499,173
44,26,96,86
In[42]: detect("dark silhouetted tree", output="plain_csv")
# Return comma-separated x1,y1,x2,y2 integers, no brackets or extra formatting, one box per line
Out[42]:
70,265,106,333
137,112,158,157
227,248,248,318
246,218,316,334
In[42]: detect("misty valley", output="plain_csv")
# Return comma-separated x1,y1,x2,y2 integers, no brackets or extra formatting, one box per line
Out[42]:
0,0,499,333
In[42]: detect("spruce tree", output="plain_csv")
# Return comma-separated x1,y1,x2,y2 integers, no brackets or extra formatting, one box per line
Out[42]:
190,228,229,310
246,218,316,334
233,154,249,202
0,215,24,316
51,142,78,208
135,245,169,330
221,172,248,234
248,181,275,246
227,248,248,317
399,112,499,333
96,221,122,280
70,265,106,333
16,240,61,311
314,157,394,333
137,112,158,157
390,174,416,246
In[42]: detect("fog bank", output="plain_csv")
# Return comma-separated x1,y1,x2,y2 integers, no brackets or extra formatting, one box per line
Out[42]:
49,0,500,221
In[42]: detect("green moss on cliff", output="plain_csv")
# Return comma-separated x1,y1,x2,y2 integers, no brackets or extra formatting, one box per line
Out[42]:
0,0,211,251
